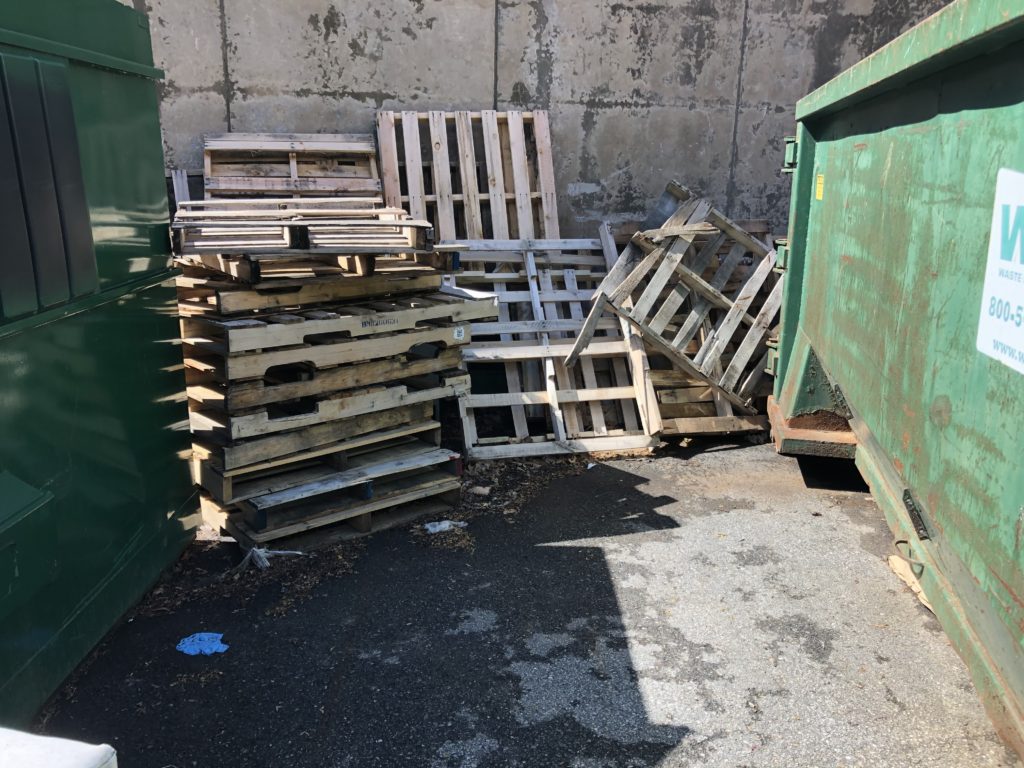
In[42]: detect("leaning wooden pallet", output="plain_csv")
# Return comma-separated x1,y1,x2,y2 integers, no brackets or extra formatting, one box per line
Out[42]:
445,239,659,459
566,183,779,436
172,193,499,546
203,133,382,199
375,110,559,243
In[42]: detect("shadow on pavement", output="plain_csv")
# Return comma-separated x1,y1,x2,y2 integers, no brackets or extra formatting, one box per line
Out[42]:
38,462,695,767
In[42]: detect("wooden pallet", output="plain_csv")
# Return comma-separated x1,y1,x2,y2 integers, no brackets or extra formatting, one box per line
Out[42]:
187,346,465,413
192,426,442,506
647,359,768,436
444,238,659,459
203,133,382,198
181,294,487,436
189,370,469,442
209,441,462,546
175,258,446,316
184,320,473,382
172,198,434,256
180,290,496,355
375,110,559,243
194,403,436,473
565,183,779,434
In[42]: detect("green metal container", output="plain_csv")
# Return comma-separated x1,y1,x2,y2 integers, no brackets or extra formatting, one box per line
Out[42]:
771,0,1024,752
0,0,195,723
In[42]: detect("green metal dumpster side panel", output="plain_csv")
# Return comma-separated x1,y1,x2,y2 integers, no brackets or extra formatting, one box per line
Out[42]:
0,0,171,310
0,0,159,75
775,0,1024,752
0,285,195,724
68,61,174,289
0,1,194,724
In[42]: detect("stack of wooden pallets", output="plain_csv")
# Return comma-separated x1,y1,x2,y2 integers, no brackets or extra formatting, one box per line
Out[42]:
174,195,498,545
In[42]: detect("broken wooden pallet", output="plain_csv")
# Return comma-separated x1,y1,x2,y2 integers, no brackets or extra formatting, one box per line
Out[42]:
203,133,382,198
375,110,559,243
565,183,779,436
444,239,659,459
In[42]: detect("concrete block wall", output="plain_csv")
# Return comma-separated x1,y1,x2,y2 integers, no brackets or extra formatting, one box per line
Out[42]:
123,0,947,234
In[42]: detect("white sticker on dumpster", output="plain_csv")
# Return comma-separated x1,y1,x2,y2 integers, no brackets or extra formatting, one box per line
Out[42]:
977,168,1024,375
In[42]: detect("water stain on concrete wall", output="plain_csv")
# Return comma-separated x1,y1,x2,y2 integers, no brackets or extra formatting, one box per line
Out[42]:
136,0,945,234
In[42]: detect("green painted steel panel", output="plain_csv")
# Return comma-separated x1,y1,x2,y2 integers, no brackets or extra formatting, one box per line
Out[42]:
0,0,170,317
775,0,1024,753
0,0,159,76
0,285,195,724
68,60,172,289
0,0,194,724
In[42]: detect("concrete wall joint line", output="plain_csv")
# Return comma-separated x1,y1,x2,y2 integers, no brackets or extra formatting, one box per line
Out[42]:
725,0,751,216
217,0,232,132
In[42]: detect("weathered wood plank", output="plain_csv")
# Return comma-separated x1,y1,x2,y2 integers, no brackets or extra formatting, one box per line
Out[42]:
401,110,427,221
428,110,456,242
532,110,560,238
375,111,402,209
454,111,484,239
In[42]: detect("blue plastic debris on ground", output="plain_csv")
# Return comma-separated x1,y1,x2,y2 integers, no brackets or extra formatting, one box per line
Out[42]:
176,633,229,656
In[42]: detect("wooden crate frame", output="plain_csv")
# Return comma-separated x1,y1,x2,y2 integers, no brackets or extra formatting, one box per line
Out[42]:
203,133,382,198
375,110,559,243
445,238,659,459
566,184,779,436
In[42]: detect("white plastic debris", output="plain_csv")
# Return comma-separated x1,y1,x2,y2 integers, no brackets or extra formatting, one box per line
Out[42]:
236,547,306,571
469,485,491,496
587,462,597,470
423,520,468,534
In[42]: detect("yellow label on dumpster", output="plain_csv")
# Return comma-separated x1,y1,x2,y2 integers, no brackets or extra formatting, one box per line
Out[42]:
815,174,824,200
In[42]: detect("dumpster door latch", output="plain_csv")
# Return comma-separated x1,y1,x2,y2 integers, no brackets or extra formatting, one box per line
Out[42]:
902,490,931,541
782,136,798,174
774,239,788,274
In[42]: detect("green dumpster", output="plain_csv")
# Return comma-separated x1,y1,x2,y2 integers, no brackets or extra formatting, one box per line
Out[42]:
0,0,195,723
770,0,1024,753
